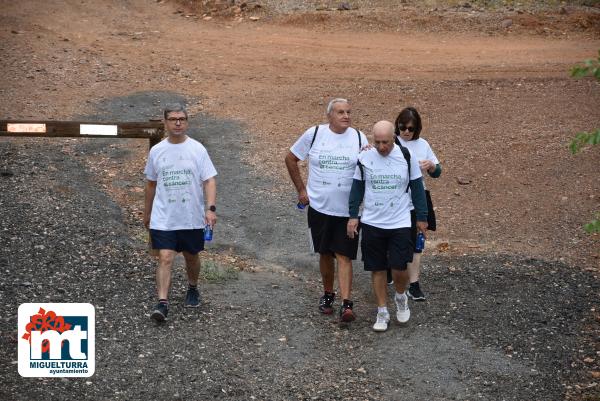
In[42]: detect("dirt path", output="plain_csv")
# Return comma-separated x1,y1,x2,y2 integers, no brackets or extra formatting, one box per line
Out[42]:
1,0,600,400
1,0,599,267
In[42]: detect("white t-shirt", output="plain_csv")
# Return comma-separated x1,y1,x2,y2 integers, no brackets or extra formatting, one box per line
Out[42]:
397,137,439,190
144,137,217,230
398,137,439,210
290,124,368,217
354,145,422,229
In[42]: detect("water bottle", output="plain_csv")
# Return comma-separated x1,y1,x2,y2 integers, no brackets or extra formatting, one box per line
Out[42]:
296,202,306,211
415,232,425,252
204,224,213,241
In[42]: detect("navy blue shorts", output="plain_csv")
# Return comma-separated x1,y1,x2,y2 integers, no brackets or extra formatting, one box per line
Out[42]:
361,223,413,271
149,229,205,254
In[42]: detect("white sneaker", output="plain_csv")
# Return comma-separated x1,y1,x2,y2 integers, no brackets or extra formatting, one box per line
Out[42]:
395,293,410,323
373,312,390,332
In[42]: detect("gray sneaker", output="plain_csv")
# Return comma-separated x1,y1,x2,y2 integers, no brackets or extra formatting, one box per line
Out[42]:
184,287,201,308
150,303,168,322
394,292,410,323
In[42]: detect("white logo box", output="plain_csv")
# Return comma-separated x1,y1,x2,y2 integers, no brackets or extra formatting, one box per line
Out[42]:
18,303,95,378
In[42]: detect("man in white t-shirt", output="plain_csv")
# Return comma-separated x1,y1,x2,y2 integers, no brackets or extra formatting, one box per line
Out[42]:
285,98,368,323
143,103,217,323
347,120,428,332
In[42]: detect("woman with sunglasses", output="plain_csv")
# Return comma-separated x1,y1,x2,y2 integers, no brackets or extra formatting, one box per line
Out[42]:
391,107,442,301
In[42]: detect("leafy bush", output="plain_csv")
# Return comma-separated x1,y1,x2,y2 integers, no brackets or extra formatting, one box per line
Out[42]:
570,50,599,233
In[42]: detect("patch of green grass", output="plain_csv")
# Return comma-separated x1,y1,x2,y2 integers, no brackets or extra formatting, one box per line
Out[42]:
200,260,239,282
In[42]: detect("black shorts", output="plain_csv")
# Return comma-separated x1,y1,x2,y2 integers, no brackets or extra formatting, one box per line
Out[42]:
307,206,359,260
361,223,413,271
149,229,205,254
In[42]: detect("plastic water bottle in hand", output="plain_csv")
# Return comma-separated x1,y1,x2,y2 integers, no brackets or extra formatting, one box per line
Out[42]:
415,232,425,251
204,224,213,241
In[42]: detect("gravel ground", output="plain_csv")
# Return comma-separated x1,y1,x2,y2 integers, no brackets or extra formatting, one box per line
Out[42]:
1,92,599,400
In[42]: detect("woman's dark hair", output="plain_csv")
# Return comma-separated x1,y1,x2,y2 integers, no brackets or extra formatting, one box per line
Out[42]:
394,107,422,140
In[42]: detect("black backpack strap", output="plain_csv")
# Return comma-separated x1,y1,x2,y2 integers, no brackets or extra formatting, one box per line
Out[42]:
395,136,411,193
309,125,319,149
312,126,361,150
357,160,365,181
354,128,362,149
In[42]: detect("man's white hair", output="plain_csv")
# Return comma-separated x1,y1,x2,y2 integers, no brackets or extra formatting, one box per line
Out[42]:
326,98,349,114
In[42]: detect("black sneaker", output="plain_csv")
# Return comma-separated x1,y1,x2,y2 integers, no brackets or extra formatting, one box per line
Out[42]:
339,300,355,322
387,269,394,285
150,303,168,322
318,292,335,315
407,282,426,301
184,287,201,308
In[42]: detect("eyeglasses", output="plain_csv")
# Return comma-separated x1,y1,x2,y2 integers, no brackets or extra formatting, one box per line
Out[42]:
398,124,415,133
166,117,188,123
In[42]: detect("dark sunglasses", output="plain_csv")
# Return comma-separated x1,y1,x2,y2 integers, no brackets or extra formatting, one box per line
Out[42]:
398,124,416,133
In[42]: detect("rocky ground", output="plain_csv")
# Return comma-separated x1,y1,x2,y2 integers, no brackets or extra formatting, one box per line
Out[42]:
0,0,599,400
0,92,598,400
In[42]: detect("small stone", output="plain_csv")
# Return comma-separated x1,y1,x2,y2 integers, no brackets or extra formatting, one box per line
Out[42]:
501,19,513,29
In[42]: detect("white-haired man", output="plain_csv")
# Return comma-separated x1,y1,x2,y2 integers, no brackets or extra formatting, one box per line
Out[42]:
285,98,367,323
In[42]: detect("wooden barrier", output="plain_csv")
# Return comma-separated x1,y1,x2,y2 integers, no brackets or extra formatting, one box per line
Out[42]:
0,120,165,149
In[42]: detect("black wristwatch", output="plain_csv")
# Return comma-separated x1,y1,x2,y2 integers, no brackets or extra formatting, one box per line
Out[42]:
207,205,216,212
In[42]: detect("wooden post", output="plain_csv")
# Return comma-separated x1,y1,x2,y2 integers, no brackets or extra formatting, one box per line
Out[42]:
0,120,165,149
